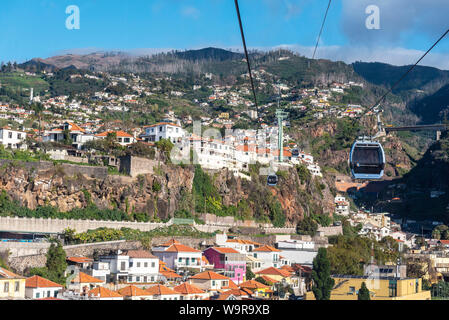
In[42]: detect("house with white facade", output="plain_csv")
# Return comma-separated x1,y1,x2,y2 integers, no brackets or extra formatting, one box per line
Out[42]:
0,127,27,149
250,245,282,269
25,275,63,300
141,122,185,143
276,239,317,267
152,240,204,272
97,250,159,284
95,130,136,146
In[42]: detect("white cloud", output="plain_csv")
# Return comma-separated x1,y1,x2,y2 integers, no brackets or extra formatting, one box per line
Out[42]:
181,6,200,19
341,0,449,45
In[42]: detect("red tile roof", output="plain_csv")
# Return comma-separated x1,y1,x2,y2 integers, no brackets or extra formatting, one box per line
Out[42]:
165,243,201,253
256,267,291,277
238,280,269,290
123,250,158,259
26,275,63,288
174,283,206,295
95,130,133,138
67,257,93,264
210,247,240,254
0,267,23,279
118,285,151,297
190,271,230,281
71,272,104,284
159,239,182,247
89,286,123,298
253,245,281,252
145,284,178,296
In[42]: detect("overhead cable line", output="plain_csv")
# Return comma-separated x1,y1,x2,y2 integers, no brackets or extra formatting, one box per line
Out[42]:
364,28,449,118
312,0,332,60
234,0,260,125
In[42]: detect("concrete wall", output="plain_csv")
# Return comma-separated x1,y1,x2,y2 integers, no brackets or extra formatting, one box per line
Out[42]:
317,225,343,237
119,155,159,178
200,213,273,229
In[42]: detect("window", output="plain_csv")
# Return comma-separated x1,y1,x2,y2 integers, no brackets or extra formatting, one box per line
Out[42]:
4,282,9,292
15,281,20,292
47,290,51,297
144,262,148,268
17,134,21,139
416,279,419,293
8,132,12,139
212,281,216,286
136,277,140,282
124,138,130,143
143,276,147,283
137,262,141,268
36,292,40,299
121,261,126,271
253,254,257,258
129,262,133,267
151,276,155,282
128,276,133,282
151,262,155,268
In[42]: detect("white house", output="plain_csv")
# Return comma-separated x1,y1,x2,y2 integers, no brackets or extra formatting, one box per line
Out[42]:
25,275,63,300
152,240,204,272
0,127,27,150
335,195,350,216
98,250,159,284
276,240,317,267
141,122,185,143
145,284,181,300
188,271,231,293
173,282,209,300
250,245,282,269
95,130,136,146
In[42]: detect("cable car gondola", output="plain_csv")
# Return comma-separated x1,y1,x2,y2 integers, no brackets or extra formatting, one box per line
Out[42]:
349,137,385,180
267,175,279,186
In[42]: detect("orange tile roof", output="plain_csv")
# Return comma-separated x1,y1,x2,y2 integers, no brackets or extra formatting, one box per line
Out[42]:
67,257,93,264
0,267,23,279
123,250,158,259
202,256,211,265
280,265,295,273
165,243,201,253
258,275,279,284
95,130,133,138
253,245,281,252
221,288,253,297
89,286,123,298
238,280,269,290
145,284,178,296
222,280,238,290
210,247,240,254
256,267,291,277
160,271,182,279
226,239,261,246
190,271,230,281
118,285,151,297
174,283,206,295
144,122,181,128
67,122,85,132
26,275,63,288
72,272,104,284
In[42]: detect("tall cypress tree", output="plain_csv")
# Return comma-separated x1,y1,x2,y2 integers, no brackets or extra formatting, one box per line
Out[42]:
358,282,371,300
312,247,335,300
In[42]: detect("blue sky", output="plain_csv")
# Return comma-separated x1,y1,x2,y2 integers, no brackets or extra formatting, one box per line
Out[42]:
1,0,448,69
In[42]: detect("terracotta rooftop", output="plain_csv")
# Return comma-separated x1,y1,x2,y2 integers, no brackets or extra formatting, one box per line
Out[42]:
190,271,230,281
26,275,63,288
67,257,93,264
145,284,178,296
71,272,104,284
165,243,201,253
238,280,269,290
253,245,281,252
89,286,122,298
256,267,291,278
209,247,240,254
122,250,158,259
174,282,205,295
118,285,151,297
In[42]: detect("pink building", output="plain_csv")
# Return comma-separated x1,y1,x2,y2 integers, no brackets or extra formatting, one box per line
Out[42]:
203,247,247,284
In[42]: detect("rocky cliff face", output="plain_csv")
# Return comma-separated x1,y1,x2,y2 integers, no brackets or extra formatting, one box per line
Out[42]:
0,161,335,226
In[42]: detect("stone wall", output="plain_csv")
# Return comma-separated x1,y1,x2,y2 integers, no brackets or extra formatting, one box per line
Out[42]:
0,160,107,179
200,213,273,228
119,155,159,178
317,225,343,237
0,242,51,258
0,216,167,234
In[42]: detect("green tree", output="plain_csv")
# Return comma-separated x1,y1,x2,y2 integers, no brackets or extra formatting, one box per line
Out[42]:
155,138,174,163
246,266,255,281
45,240,68,285
296,216,318,236
312,248,335,300
358,282,371,300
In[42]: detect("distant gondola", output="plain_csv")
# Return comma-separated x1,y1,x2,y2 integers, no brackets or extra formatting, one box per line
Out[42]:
267,175,279,186
349,137,385,180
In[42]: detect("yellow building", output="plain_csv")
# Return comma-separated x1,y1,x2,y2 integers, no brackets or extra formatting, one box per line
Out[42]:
305,275,431,300
219,113,230,119
0,267,26,300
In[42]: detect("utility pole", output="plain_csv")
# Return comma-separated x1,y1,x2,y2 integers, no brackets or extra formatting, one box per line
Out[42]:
275,82,289,163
